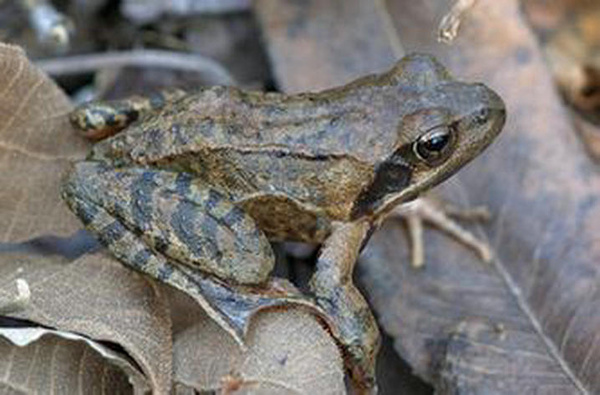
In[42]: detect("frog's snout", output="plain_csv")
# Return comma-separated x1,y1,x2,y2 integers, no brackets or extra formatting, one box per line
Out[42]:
468,83,506,142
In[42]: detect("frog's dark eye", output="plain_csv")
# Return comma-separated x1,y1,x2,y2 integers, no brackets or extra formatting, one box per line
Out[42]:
413,128,453,165
474,108,490,125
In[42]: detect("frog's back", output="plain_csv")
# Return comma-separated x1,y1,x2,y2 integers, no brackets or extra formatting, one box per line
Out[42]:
131,85,399,160
89,88,385,241
89,55,446,240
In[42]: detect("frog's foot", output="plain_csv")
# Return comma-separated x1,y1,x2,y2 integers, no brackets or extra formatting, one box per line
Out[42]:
70,89,187,140
391,197,492,268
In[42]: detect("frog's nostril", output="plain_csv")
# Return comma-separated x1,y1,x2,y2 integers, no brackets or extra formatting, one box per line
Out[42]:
480,91,505,116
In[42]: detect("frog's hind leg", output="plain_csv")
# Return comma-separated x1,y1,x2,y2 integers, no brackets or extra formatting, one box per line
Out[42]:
70,89,187,140
61,181,247,341
391,197,492,268
62,162,275,285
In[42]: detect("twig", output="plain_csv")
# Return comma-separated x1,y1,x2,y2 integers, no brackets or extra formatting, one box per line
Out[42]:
438,0,478,44
36,50,236,86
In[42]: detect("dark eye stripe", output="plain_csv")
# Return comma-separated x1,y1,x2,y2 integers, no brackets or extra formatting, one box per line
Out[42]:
350,153,412,219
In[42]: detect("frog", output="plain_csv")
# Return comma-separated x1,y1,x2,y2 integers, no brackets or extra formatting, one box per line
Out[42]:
61,54,505,392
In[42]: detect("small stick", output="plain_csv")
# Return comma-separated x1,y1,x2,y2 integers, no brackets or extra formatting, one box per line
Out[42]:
438,0,479,43
36,50,236,86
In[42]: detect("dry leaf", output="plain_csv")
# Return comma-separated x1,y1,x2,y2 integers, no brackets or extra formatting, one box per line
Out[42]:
434,319,561,394
0,42,175,392
0,43,88,242
0,325,147,394
173,306,345,394
0,252,173,393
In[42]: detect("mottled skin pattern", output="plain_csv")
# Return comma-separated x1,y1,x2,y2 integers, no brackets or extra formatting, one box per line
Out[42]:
62,54,506,392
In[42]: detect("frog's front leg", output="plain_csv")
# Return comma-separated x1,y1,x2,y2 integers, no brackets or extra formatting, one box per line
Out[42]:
391,196,492,268
310,220,379,393
70,89,187,140
61,162,274,285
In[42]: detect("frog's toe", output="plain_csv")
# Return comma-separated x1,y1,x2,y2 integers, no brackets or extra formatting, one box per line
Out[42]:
392,197,493,268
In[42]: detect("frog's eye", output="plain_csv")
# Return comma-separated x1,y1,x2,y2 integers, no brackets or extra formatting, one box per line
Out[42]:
413,127,454,165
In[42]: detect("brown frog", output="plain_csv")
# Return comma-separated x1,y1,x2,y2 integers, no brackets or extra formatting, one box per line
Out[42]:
62,54,505,391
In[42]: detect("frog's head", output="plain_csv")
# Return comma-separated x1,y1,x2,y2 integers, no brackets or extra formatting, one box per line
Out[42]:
352,72,506,220
401,80,506,192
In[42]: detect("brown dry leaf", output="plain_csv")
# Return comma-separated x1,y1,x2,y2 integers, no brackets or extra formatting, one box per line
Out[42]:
0,326,147,393
256,0,600,392
0,43,89,242
173,305,345,394
433,318,554,394
0,252,173,393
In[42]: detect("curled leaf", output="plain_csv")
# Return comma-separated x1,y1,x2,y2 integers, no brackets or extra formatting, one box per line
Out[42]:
0,325,147,393
0,252,173,394
173,306,345,394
